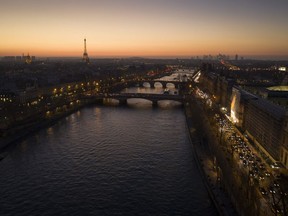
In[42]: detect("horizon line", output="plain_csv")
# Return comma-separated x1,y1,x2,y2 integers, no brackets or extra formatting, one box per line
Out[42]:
1,54,288,61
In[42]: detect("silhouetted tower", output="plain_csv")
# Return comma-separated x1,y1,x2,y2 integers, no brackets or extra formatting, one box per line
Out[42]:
82,38,89,64
25,53,32,64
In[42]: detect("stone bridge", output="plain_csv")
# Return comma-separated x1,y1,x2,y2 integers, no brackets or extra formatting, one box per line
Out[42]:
129,80,185,88
107,93,184,106
109,79,188,93
85,93,184,106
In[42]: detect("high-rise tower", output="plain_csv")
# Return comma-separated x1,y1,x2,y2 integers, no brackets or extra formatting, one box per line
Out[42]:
82,38,89,64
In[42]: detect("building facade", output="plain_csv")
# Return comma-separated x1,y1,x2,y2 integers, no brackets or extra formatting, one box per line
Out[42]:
230,87,257,129
280,120,288,169
244,98,286,163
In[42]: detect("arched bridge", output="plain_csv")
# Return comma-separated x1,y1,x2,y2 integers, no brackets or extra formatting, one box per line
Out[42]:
87,93,184,106
128,80,185,88
109,79,188,93
106,93,184,106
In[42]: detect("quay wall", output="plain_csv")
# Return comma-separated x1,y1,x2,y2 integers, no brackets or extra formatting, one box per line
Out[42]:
184,102,230,216
187,96,269,216
0,99,100,153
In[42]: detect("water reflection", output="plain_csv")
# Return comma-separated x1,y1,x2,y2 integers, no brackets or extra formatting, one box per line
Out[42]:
47,127,54,135
103,86,180,108
121,86,177,95
0,88,216,216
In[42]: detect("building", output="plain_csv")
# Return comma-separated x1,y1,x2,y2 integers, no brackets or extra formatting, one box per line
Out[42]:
1,54,35,63
2,56,15,61
200,71,235,110
260,86,288,108
281,121,288,169
244,97,286,164
230,86,257,128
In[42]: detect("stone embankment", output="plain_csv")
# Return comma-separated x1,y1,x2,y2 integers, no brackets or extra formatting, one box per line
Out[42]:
0,99,97,154
185,95,272,216
184,99,238,216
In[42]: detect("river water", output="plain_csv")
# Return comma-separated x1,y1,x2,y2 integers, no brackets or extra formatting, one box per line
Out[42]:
0,86,217,216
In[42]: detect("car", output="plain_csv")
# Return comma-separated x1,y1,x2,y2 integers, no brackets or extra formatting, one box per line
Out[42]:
242,149,247,154
269,186,276,194
251,163,257,168
243,160,248,167
264,171,271,177
259,163,265,170
273,181,280,188
248,157,254,164
255,157,261,163
259,187,268,195
253,167,259,175
272,204,282,214
258,174,265,181
271,162,281,169
245,154,250,160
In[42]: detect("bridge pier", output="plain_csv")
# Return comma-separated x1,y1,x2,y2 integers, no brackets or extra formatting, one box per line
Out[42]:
94,98,104,105
119,99,127,106
99,93,183,106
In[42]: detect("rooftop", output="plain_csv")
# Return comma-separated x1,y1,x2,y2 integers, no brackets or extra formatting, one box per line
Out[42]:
267,86,288,91
250,97,287,120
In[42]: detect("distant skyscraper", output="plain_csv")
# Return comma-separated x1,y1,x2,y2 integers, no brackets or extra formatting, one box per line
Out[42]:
82,38,89,64
235,54,238,61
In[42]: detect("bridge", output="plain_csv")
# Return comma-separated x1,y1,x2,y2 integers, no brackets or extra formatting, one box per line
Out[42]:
134,80,184,88
109,79,188,93
84,92,185,106
81,76,191,106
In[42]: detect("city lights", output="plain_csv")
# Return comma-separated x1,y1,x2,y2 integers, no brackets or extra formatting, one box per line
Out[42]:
1,0,288,211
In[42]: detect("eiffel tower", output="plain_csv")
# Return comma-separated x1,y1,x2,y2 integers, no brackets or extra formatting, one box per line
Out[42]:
82,38,90,64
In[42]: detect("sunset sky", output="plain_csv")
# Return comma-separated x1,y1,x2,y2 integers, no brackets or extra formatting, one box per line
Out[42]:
1,0,288,58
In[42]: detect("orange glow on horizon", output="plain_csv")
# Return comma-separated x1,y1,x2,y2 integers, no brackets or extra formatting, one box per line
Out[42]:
1,39,288,58
1,1,288,58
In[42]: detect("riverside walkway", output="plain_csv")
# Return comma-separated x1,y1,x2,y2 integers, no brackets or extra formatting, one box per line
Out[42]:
185,100,238,216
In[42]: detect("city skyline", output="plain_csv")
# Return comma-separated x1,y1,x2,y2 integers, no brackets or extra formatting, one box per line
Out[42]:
1,0,288,58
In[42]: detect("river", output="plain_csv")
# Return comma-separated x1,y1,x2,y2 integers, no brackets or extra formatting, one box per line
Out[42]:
0,86,217,216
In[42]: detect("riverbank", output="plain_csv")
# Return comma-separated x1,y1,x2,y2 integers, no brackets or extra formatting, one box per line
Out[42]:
0,97,218,216
185,94,277,216
184,97,238,216
0,99,98,154
0,94,250,215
